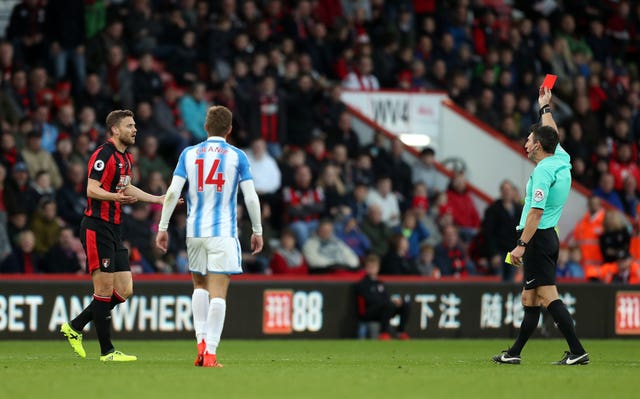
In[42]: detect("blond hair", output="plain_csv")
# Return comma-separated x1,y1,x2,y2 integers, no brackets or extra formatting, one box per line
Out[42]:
205,106,232,137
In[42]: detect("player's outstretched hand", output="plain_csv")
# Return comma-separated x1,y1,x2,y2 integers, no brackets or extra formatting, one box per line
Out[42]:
156,231,169,253
251,234,264,255
115,190,137,204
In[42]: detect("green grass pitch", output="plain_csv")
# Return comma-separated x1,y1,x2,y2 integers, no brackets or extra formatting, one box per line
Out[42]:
1,339,638,399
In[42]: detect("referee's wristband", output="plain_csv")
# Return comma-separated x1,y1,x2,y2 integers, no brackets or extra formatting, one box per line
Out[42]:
539,105,551,117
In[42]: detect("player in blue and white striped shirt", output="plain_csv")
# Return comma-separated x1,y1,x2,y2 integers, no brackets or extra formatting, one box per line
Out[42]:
156,106,263,368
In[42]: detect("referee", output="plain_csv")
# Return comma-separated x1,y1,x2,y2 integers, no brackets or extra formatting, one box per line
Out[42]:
492,86,589,366
60,110,165,361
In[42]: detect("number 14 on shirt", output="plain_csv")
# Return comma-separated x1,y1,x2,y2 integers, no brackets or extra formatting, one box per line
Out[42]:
195,158,226,192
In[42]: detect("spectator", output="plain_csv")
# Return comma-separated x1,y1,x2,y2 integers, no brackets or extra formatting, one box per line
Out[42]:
56,162,86,230
394,209,430,260
410,182,441,247
352,151,375,188
381,233,417,275
152,83,189,160
41,226,82,273
167,30,199,86
415,243,440,277
599,209,631,264
366,175,400,228
360,204,392,258
434,225,475,277
137,135,172,182
556,246,584,279
345,182,369,224
6,69,35,117
269,228,308,275
572,196,605,280
316,163,349,219
86,19,126,73
26,169,55,209
52,133,74,183
302,219,359,274
76,73,113,123
178,81,209,142
20,130,63,189
285,74,318,148
601,253,640,284
77,105,105,142
125,0,162,55
446,173,481,241
336,216,371,260
31,104,60,153
412,147,448,198
45,0,86,89
592,172,624,212
1,131,23,171
0,164,11,262
355,253,410,340
609,142,640,191
327,111,360,159
6,0,47,67
0,229,40,273
482,180,523,281
98,44,133,109
248,75,287,159
620,175,640,218
246,137,281,196
387,138,413,204
29,197,61,255
282,164,324,247
342,55,379,90
132,52,163,104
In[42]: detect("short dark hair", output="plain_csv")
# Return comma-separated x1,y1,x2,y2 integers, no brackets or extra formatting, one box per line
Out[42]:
105,109,134,134
531,125,559,154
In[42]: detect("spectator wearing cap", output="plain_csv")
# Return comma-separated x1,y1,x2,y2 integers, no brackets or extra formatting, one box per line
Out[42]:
3,161,34,215
20,130,63,189
366,175,400,228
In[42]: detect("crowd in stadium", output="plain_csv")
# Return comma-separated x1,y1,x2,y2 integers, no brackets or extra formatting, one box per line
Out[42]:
0,0,639,283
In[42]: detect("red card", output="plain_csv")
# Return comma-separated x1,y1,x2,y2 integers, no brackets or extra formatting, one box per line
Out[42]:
542,74,557,89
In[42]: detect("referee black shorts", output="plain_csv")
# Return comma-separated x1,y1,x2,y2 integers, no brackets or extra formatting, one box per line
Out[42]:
80,217,130,274
521,227,559,290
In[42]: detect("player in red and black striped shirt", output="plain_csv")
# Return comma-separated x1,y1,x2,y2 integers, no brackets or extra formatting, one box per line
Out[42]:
60,109,166,362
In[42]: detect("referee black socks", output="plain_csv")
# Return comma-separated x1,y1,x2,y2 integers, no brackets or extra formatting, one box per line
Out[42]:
508,305,541,356
547,299,586,355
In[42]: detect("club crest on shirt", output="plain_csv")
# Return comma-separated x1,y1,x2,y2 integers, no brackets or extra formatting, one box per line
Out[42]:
534,188,545,202
101,258,110,269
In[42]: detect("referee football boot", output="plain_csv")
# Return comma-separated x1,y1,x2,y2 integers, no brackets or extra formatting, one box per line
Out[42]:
553,351,589,365
60,322,86,358
194,340,206,367
100,350,137,362
492,350,521,365
203,352,223,368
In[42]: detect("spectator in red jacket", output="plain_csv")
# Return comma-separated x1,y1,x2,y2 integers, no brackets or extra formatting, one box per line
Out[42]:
609,142,640,191
446,173,480,242
269,229,308,275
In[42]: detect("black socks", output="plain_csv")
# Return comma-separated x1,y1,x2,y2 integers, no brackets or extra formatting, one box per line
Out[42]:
92,296,114,355
547,299,586,355
508,306,541,356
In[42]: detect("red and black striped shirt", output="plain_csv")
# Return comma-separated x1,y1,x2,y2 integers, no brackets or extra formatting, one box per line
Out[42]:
84,140,134,224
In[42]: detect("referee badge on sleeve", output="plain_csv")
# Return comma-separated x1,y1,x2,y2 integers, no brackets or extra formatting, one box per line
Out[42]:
534,189,545,202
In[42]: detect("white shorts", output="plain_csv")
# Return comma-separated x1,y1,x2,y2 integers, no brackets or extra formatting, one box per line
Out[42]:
186,237,243,275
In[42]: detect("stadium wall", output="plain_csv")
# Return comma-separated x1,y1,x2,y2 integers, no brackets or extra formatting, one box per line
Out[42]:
1,277,638,340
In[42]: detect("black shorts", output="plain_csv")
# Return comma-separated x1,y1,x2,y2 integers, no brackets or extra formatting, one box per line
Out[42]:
522,227,559,290
80,217,130,274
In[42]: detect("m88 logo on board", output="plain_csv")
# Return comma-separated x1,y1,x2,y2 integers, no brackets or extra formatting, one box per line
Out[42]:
262,290,323,334
615,291,640,335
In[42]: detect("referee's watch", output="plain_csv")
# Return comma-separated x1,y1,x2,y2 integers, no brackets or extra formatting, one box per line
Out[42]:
516,239,528,247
